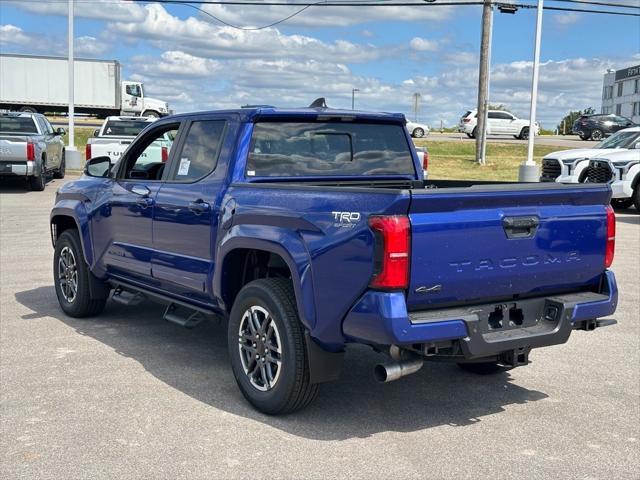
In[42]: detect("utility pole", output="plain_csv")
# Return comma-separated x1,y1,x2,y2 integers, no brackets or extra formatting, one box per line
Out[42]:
65,0,81,168
351,88,359,110
412,93,421,122
519,0,544,182
476,0,493,165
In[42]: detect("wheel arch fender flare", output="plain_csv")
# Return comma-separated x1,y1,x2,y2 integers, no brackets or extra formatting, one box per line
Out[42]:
50,204,93,267
628,163,640,190
214,228,317,331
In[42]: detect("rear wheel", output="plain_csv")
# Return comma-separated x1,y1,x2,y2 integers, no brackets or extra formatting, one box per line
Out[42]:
29,164,45,191
590,129,604,141
519,127,530,140
412,127,425,138
19,106,38,114
457,361,507,375
466,133,473,139
470,127,477,139
54,230,107,317
611,198,634,210
53,151,65,179
228,278,318,415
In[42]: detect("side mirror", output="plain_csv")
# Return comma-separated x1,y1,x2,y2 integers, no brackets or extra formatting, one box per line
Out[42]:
84,156,112,178
93,129,100,137
55,127,66,136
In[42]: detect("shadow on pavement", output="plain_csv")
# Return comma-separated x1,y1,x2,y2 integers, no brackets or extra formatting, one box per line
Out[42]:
615,210,639,225
15,285,548,441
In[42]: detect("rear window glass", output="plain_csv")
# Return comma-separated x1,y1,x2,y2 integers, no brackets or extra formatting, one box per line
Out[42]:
102,120,152,137
0,117,38,134
247,122,415,177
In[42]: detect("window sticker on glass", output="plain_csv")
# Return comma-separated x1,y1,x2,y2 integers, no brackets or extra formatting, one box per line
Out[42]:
178,157,191,176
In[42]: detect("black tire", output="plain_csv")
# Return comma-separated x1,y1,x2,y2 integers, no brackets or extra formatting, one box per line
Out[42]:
228,278,318,415
412,127,425,138
470,127,477,139
53,151,66,179
590,129,604,141
457,361,507,375
19,106,38,113
466,133,473,139
519,127,530,140
143,111,160,118
611,198,634,210
53,230,107,318
633,186,640,211
29,164,45,191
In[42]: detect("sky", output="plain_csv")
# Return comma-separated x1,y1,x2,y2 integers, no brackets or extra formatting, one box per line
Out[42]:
1,0,639,128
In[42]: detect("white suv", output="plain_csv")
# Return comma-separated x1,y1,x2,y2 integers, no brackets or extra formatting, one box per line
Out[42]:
581,148,640,211
458,109,539,140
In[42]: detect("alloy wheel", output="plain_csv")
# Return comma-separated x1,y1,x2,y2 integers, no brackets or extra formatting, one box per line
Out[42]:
57,246,78,303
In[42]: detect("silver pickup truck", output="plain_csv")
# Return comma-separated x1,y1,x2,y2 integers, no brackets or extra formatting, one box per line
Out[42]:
0,112,66,190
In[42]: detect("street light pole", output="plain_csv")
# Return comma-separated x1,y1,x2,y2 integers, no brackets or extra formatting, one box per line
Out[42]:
68,0,74,149
519,0,544,182
351,88,359,110
475,0,493,165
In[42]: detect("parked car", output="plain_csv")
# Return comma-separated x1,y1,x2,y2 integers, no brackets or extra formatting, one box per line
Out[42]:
459,109,539,139
0,111,65,190
580,149,640,210
86,116,174,164
406,121,429,138
540,127,640,184
572,114,635,141
51,106,617,414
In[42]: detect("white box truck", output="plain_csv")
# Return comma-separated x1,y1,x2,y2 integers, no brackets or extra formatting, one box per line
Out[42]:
0,54,170,118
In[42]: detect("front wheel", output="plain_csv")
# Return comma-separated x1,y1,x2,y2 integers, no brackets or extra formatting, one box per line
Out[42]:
633,186,640,211
611,198,634,210
228,278,318,415
590,129,604,141
53,151,66,179
142,111,160,118
54,230,107,317
412,127,425,138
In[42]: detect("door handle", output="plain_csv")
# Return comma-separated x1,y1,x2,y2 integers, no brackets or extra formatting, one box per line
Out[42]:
502,216,539,239
136,197,154,208
189,200,210,214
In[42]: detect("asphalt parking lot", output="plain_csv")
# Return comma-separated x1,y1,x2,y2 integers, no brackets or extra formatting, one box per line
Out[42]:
1,176,638,479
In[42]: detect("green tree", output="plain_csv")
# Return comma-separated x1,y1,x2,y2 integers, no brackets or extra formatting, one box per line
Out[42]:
488,103,508,111
557,107,595,135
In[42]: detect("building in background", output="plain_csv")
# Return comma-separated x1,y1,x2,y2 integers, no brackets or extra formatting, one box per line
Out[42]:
602,65,640,123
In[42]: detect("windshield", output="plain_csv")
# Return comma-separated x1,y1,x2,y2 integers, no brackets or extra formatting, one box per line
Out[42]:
102,120,151,137
597,130,640,149
0,117,38,134
247,122,415,178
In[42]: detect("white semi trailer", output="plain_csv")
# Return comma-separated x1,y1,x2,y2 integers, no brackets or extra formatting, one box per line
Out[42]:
0,54,170,118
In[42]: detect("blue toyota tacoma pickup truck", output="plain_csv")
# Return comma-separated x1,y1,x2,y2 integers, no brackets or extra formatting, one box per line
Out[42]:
51,106,618,414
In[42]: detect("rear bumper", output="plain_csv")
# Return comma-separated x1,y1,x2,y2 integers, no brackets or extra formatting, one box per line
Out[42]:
0,161,34,177
342,271,618,359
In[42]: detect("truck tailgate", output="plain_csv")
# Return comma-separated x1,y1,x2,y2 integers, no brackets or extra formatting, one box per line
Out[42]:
0,136,28,162
406,183,611,310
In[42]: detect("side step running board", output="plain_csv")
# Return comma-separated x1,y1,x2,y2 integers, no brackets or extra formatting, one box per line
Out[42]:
163,303,206,329
111,287,146,307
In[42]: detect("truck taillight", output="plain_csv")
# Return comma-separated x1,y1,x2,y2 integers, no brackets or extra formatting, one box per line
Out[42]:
26,142,35,161
161,146,168,162
369,215,410,290
422,150,429,171
85,143,91,160
463,118,471,123
605,205,616,268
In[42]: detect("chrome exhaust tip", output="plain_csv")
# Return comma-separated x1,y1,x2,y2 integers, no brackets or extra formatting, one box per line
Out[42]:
374,358,424,383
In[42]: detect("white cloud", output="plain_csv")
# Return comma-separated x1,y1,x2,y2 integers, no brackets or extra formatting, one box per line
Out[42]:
7,0,146,22
409,37,439,52
1,24,108,57
553,12,581,26
75,36,108,56
109,4,384,63
132,51,223,78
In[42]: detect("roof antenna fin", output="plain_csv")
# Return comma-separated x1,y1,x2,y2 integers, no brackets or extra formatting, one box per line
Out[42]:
309,97,328,108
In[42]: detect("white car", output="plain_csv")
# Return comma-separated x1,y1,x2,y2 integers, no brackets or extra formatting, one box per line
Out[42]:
458,109,539,139
580,148,640,210
406,121,429,138
540,127,640,184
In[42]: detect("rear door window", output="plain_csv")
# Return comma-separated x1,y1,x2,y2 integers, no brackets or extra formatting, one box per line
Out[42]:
169,120,226,182
247,122,415,177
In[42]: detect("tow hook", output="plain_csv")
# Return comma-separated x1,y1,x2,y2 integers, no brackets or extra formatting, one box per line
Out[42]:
374,345,424,383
